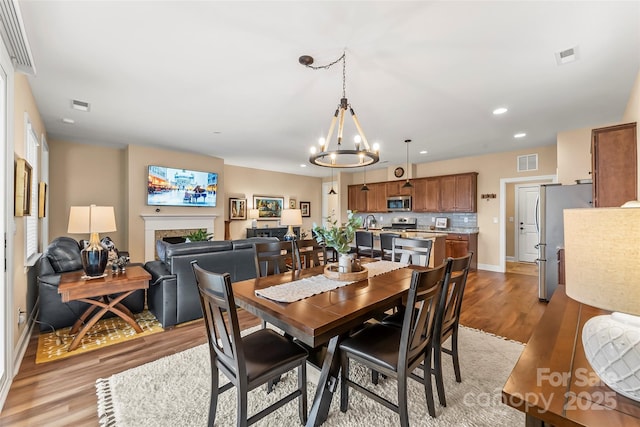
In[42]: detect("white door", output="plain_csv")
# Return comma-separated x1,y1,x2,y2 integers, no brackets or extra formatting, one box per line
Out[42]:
516,185,539,262
0,65,7,407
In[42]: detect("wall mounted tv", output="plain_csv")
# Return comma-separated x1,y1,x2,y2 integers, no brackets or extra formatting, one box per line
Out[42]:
147,165,218,207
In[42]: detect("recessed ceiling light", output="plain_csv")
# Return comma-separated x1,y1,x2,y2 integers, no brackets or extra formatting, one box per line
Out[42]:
71,99,90,112
419,150,428,154
299,164,307,167
514,132,526,138
62,118,75,124
493,107,508,115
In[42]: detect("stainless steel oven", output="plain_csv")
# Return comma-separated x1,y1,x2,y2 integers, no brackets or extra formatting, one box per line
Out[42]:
386,195,412,212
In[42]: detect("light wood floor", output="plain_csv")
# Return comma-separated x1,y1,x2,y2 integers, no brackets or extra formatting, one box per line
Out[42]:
0,268,546,426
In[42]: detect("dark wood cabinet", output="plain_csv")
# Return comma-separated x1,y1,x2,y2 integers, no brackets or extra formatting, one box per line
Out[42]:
413,177,440,212
445,232,478,271
439,173,477,212
592,122,637,207
246,227,300,240
366,182,388,213
347,185,367,212
386,180,413,197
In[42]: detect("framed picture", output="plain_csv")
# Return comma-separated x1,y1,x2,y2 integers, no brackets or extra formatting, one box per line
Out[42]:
253,195,284,220
38,182,47,218
289,198,296,209
300,201,310,217
229,198,247,220
14,158,32,217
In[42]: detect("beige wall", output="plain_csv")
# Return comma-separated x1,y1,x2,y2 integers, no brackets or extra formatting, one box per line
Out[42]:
224,165,323,240
12,74,46,348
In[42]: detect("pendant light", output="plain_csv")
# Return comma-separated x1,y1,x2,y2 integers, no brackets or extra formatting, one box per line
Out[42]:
328,168,337,195
361,166,369,192
402,139,413,189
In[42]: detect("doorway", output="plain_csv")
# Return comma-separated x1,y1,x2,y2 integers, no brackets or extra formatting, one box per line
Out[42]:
321,181,338,227
515,185,539,262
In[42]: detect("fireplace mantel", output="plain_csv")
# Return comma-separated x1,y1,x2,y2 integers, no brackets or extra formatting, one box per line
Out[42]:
141,214,217,262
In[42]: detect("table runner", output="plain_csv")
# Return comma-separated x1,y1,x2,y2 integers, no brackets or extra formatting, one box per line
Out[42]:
255,260,408,303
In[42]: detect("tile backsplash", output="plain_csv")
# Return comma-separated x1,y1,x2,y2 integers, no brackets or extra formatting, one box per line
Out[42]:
355,212,477,229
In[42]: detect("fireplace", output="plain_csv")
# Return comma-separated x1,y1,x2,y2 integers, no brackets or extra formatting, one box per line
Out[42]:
141,214,217,262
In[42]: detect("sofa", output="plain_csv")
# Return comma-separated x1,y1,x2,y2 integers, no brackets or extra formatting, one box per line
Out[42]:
144,237,277,328
36,237,145,331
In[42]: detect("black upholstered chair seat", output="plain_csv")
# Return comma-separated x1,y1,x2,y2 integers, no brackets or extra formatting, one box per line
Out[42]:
242,329,308,383
339,323,404,372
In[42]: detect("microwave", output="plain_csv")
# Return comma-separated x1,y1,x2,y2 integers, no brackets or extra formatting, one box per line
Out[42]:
386,196,412,212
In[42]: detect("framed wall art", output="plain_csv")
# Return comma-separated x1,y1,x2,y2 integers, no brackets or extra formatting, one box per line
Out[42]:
289,198,297,209
229,197,247,220
14,158,32,217
300,201,310,217
38,182,47,218
253,195,284,220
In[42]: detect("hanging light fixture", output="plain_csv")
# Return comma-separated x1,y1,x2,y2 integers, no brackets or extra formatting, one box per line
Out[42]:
300,51,380,168
402,139,413,189
328,167,337,195
361,166,369,192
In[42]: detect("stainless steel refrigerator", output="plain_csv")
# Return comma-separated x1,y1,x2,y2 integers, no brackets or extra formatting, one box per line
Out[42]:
536,183,592,301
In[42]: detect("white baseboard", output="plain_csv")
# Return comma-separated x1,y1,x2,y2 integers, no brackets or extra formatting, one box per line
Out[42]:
478,263,503,272
506,256,515,262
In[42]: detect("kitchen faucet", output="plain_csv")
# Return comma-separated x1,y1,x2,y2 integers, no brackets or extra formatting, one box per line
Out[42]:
365,214,377,230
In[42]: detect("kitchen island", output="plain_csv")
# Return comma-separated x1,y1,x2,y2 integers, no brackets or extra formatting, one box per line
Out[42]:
355,229,447,267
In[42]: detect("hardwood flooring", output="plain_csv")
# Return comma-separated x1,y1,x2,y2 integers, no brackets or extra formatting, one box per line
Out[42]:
0,269,546,426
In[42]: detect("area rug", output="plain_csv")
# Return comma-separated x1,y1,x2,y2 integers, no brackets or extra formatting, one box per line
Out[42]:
96,326,524,426
36,310,163,364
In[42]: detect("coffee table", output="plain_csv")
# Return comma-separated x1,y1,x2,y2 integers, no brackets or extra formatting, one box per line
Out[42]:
57,265,151,351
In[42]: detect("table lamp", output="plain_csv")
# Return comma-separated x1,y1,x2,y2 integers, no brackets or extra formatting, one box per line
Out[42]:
564,205,640,401
281,209,302,241
68,205,117,278
249,209,259,228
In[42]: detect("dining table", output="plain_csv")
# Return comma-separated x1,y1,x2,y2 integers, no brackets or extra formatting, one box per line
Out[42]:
232,260,420,427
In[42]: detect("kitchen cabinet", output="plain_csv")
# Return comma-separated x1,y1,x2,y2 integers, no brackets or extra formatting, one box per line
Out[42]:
386,180,413,197
412,177,440,212
366,182,388,212
348,184,368,212
439,173,477,212
445,232,478,271
592,122,637,207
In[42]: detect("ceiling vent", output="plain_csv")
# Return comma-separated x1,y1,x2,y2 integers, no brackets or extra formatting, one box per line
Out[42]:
555,46,579,65
0,0,35,74
517,154,538,172
71,99,91,112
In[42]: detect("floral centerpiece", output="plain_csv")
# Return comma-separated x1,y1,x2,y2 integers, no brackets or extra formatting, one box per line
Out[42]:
313,211,362,273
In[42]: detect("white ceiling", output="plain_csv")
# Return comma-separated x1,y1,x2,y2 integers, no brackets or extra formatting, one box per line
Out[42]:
18,1,640,178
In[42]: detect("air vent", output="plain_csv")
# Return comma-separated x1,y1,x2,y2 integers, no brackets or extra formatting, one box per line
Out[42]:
71,99,91,112
555,46,579,65
517,154,538,172
0,0,35,74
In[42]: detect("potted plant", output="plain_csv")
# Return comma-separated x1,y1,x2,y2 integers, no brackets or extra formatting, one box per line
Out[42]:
186,229,213,242
313,211,362,273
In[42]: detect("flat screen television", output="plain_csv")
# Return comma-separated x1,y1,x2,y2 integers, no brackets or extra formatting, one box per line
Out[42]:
147,165,218,207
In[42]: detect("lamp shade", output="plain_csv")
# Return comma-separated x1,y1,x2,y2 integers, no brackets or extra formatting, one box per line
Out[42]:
68,205,117,234
249,209,260,219
564,207,640,315
280,209,303,226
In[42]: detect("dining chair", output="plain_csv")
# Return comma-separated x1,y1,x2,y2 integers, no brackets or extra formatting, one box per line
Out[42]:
191,261,308,426
296,239,327,268
431,252,473,407
392,237,433,267
254,240,300,277
355,230,381,259
380,232,401,261
380,252,473,408
339,263,447,423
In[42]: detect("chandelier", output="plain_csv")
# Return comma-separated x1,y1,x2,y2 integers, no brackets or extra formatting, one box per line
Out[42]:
300,51,380,168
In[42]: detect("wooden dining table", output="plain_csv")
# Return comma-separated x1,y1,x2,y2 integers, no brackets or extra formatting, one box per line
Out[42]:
232,262,418,427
